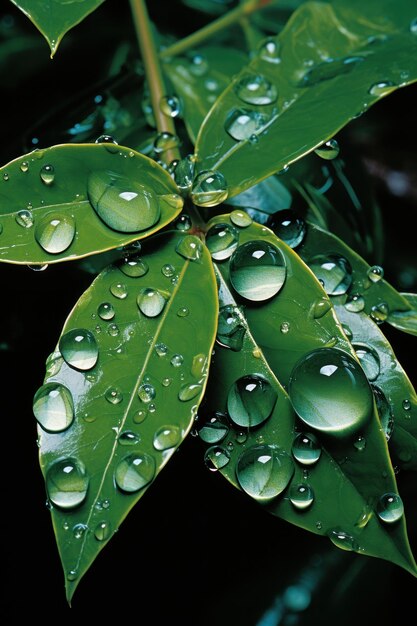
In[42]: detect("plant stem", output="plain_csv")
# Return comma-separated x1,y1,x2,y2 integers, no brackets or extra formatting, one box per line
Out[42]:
160,0,274,59
129,0,180,164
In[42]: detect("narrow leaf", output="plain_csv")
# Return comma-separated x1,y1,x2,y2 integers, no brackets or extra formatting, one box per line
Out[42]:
0,144,183,266
34,230,218,601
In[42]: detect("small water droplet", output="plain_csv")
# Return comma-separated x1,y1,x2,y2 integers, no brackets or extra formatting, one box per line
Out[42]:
2,172,9,181
289,483,314,510
115,452,155,492
367,265,384,283
314,139,340,160
225,108,270,141
133,410,147,424
98,302,115,320
173,156,195,192
170,354,184,367
206,223,239,260
160,94,182,118
15,209,33,228
191,353,208,378
33,382,74,433
370,302,389,324
372,385,394,441
354,435,366,451
368,81,395,96
137,288,167,317
280,321,290,334
20,161,29,173
176,235,203,260
177,307,189,317
227,374,277,428
204,445,231,471
118,430,140,446
46,458,89,509
162,377,172,387
40,164,55,185
35,212,76,254
328,528,359,552
345,293,365,313
235,74,278,105
107,323,119,337
153,131,180,154
229,240,287,301
160,263,175,278
403,399,411,411
155,342,168,357
190,170,228,207
198,412,229,443
59,328,98,371
230,210,252,228
175,213,192,231
67,570,78,581
216,304,246,351
190,53,208,76
28,263,49,271
153,425,181,451
138,383,156,403
110,281,128,299
118,256,149,278
353,343,380,381
105,387,123,404
178,382,203,401
267,209,306,248
316,521,322,530
292,432,321,465
311,297,332,319
237,444,294,501
308,254,352,295
376,493,404,523
94,520,112,541
73,523,87,539
258,38,281,63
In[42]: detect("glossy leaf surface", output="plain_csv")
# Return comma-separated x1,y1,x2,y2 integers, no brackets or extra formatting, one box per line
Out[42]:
194,0,417,198
9,0,105,56
0,144,183,266
35,230,218,600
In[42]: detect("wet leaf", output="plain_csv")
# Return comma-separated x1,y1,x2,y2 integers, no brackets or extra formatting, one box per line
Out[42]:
194,0,417,199
9,0,105,57
0,143,183,266
34,230,218,601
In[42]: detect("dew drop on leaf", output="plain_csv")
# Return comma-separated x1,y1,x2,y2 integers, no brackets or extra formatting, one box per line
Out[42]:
190,170,228,207
370,302,389,324
258,38,281,63
176,235,203,260
372,385,394,441
160,94,182,118
170,354,184,367
198,412,229,444
345,294,365,313
178,382,203,401
227,374,277,428
234,74,278,105
308,254,352,295
368,81,395,96
20,161,29,173
33,382,74,433
15,209,33,228
110,281,128,299
225,108,269,141
95,134,118,145
153,425,181,451
173,155,195,192
367,265,384,283
353,343,380,381
98,302,115,320
46,458,89,509
267,209,306,248
311,297,332,319
230,210,252,228
206,223,239,260
137,288,167,317
119,257,149,278
289,483,314,510
299,56,364,87
59,328,98,371
153,131,180,154
175,213,192,231
40,164,55,185
105,387,123,404
114,453,156,492
35,213,76,254
94,521,112,541
236,444,294,501
376,493,404,523
229,240,287,301
138,383,156,403
216,304,246,351
118,431,140,446
314,139,340,160
204,445,231,471
292,432,321,466
328,529,359,551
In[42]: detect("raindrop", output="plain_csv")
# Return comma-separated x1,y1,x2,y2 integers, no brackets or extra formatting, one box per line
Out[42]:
230,210,252,228
289,483,314,510
280,322,290,334
2,172,9,181
67,570,78,581
354,435,366,451
236,444,294,501
153,131,180,154
328,529,359,552
119,257,149,278
227,374,277,428
177,307,189,317
95,134,118,145
225,108,269,141
229,240,287,301
235,74,278,105
115,453,155,492
15,209,33,228
267,209,306,248
138,383,156,403
376,493,404,523
372,385,394,441
73,523,87,539
353,343,380,381
118,431,140,446
59,328,98,371
155,343,168,357
176,235,203,261
367,265,384,283
288,347,373,437
87,170,160,232
206,223,239,260
299,56,364,86
178,382,203,401
175,214,192,231
46,458,89,509
33,382,74,433
345,294,365,313
107,323,119,337
204,445,231,471
308,254,352,296
403,399,411,411
190,53,208,76
198,412,229,443
191,353,208,378
368,81,395,97
292,432,321,466
35,213,76,254
314,139,340,160
105,387,123,404
40,164,55,185
98,302,115,320
170,354,184,367
161,263,176,277
94,521,112,541
190,170,228,207
110,281,128,299
311,297,332,319
137,288,167,317
133,410,147,424
258,38,281,63
160,94,182,118
173,156,195,192
370,302,389,324
216,304,246,351
20,161,29,173
153,425,181,451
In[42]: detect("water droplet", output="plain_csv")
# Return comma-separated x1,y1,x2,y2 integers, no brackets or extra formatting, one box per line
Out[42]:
235,74,278,105
33,382,74,433
87,170,160,232
40,164,55,185
258,38,281,63
410,17,417,34
316,521,322,530
20,161,29,173
229,240,287,301
227,374,277,428
328,529,359,552
110,281,128,299
204,445,231,471
299,56,364,86
314,139,340,160
67,570,78,581
171,354,183,367
73,523,87,539
353,343,380,381
95,134,118,146
190,170,228,207
236,444,294,501
178,382,203,401
15,209,33,228
153,425,181,451
345,293,365,313
177,306,189,317
370,302,389,324
368,81,395,96
280,321,290,334
46,458,89,509
267,209,306,248
292,432,321,465
94,521,112,541
173,156,195,192
153,131,180,154
372,385,394,441
191,353,208,378
376,493,404,523
308,254,352,296
198,412,229,443
288,347,373,437
105,387,123,404
289,483,314,510
206,222,239,260
59,328,98,371
137,288,167,317
133,410,147,424
138,383,156,403
107,323,119,337
230,210,252,228
311,297,332,319
98,302,115,320
216,304,246,351
176,235,203,260
155,343,168,357
190,53,208,76
160,94,182,118
119,257,149,277
367,265,384,283
35,213,76,254
118,430,140,446
225,108,269,141
403,399,411,411
2,172,9,181
115,453,155,492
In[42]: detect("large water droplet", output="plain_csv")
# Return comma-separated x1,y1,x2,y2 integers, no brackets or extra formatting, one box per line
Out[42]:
35,213,76,254
225,108,269,141
370,302,389,324
153,425,181,451
292,432,321,466
376,493,404,523
115,453,155,492
230,210,252,228
229,240,287,301
368,81,395,97
328,528,359,551
191,353,208,378
176,235,203,261
372,385,394,441
190,170,228,207
235,74,278,105
227,374,277,427
288,348,373,437
206,223,239,260
267,209,306,248
40,164,55,185
314,139,340,160
173,155,195,192
87,170,160,232
175,214,192,231
353,343,380,381
308,254,352,296
59,328,98,371
198,412,229,443
119,256,149,277
345,293,365,313
299,56,364,86
237,444,294,501
46,458,89,509
204,445,231,471
137,288,167,317
33,382,74,433
138,383,156,403
94,520,112,541
216,304,246,351
98,302,115,320
110,281,128,299
15,209,33,228
289,483,314,510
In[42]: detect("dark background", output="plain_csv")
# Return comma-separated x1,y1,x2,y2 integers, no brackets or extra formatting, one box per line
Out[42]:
1,1,417,624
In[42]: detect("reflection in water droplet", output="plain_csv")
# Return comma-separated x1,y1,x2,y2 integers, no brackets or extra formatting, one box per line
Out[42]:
177,306,189,317
15,209,33,228
46,458,89,509
370,302,389,324
190,170,228,208
280,322,290,334
328,529,359,552
237,444,294,501
33,382,74,433
292,432,321,465
59,328,98,370
345,294,365,313
368,81,395,96
230,210,252,228
94,521,112,541
353,343,380,381
160,95,182,118
314,139,340,160
67,570,78,581
217,305,246,352
105,387,123,404
161,263,176,277
137,288,167,317
312,297,332,319
308,254,352,296
35,213,76,254
175,214,192,231
115,453,155,492
227,374,277,428
204,445,231,471
118,430,140,446
173,156,195,192
206,223,239,260
153,132,180,154
119,257,149,277
376,493,404,523
372,385,394,441
403,399,411,411
153,425,181,451
87,170,160,232
110,281,128,299
107,323,119,337
190,53,208,76
289,483,314,510
73,523,87,539
225,108,269,141
191,353,208,378
367,265,384,282
98,302,115,320
267,209,306,248
179,382,203,401
258,38,281,63
20,161,29,173
40,164,55,185
288,348,372,436
198,412,229,443
138,383,156,403
229,240,287,301
95,134,118,145
133,410,147,424
176,235,203,261
235,74,278,105
171,354,184,367
155,343,168,357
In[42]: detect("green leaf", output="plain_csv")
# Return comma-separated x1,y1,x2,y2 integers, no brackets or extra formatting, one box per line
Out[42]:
0,143,183,266
199,260,416,575
9,0,105,57
387,293,417,335
34,230,218,601
163,46,247,143
194,0,417,199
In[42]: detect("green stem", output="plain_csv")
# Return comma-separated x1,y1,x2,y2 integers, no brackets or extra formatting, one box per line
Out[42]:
160,0,275,59
129,0,180,164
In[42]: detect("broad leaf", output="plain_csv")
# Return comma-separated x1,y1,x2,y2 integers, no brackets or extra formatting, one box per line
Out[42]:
194,0,417,198
0,144,183,266
9,0,105,56
34,230,218,601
